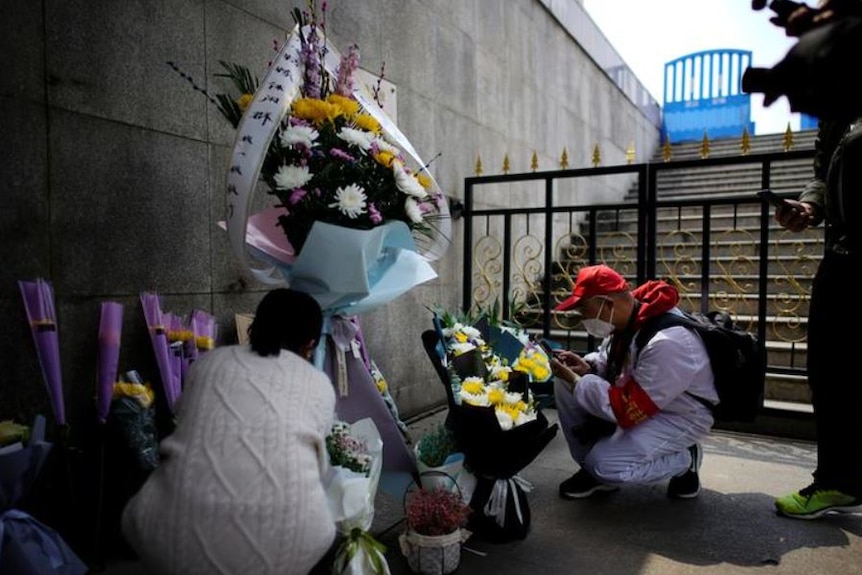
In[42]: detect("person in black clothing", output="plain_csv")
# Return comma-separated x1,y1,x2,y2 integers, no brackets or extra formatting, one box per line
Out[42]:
760,0,862,520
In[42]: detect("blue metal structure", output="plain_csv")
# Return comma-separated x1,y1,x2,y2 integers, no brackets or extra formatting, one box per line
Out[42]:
662,49,756,143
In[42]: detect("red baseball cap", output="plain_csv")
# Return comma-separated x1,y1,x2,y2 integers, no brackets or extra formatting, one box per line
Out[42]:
554,265,629,311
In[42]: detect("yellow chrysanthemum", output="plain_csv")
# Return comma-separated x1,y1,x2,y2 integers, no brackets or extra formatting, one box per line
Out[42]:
461,380,485,395
498,404,522,421
353,113,381,133
237,93,254,111
416,172,432,189
498,370,510,383
374,151,396,168
327,94,360,117
454,332,468,343
292,98,341,125
532,365,551,381
487,387,505,405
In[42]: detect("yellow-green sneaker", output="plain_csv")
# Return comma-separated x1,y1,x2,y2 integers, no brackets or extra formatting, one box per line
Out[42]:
775,484,862,520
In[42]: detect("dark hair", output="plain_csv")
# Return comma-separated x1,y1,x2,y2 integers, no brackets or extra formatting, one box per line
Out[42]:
248,289,323,357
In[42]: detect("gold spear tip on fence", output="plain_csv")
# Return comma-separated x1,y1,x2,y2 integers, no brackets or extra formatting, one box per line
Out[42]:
559,147,569,169
626,142,636,165
700,131,711,159
531,150,538,172
474,154,483,176
502,153,511,174
591,144,601,167
740,128,751,155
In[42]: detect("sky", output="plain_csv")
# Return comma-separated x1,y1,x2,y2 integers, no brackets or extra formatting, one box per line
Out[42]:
582,0,800,135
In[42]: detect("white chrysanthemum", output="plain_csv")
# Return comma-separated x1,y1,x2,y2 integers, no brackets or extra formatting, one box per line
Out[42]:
273,164,313,191
461,325,483,340
449,342,477,356
489,364,512,380
404,197,424,224
503,391,524,406
328,184,367,219
515,410,538,426
495,409,514,431
459,388,490,407
441,324,461,337
393,163,428,198
337,127,374,151
279,125,319,148
373,137,400,156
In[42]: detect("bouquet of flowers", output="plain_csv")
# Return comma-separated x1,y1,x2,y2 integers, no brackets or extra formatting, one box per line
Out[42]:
429,309,559,543
441,314,553,429
181,1,450,305
323,418,390,575
327,420,373,476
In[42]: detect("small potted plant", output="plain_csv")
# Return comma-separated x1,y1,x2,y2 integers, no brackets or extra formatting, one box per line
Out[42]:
416,424,459,468
399,486,472,575
415,425,474,497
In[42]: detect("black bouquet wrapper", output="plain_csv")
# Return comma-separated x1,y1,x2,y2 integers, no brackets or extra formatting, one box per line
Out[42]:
448,404,557,543
449,403,558,480
467,475,532,543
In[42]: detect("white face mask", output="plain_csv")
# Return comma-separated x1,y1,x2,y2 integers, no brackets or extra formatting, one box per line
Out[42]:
582,298,615,338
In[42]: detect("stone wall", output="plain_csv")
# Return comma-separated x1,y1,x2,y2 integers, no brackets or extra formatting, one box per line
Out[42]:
0,0,660,433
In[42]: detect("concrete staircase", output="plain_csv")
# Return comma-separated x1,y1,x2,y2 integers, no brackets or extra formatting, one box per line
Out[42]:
556,130,820,408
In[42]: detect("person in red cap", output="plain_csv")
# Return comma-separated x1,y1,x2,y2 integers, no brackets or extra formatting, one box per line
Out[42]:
549,264,718,499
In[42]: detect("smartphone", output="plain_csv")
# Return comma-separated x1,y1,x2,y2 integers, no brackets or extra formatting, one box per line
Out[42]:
757,189,791,209
538,338,561,355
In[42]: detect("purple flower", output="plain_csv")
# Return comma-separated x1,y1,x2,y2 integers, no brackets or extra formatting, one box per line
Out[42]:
289,189,308,205
330,148,355,162
368,203,383,224
301,27,322,99
335,44,360,97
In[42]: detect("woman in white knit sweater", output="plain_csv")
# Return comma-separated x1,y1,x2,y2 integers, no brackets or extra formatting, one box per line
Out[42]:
122,289,337,575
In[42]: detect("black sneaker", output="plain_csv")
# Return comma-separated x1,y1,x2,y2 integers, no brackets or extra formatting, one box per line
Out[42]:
559,469,619,499
668,443,702,499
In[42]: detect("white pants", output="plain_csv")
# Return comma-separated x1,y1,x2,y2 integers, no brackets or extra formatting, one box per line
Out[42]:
554,379,712,486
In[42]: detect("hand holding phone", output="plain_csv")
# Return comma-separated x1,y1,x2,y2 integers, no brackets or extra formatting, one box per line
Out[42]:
538,338,559,355
757,189,791,208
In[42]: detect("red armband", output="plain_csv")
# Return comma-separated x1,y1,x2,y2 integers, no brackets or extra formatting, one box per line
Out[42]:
608,376,659,429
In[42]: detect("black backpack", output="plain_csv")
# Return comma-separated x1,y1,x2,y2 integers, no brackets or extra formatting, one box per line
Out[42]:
635,310,766,422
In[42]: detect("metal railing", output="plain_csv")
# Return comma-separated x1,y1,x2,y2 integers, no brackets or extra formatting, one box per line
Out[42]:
462,148,819,426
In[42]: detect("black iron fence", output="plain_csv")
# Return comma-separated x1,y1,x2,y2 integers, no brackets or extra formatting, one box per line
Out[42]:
462,148,819,433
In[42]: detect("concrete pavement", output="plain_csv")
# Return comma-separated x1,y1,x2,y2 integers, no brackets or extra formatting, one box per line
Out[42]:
371,408,862,575
105,407,862,575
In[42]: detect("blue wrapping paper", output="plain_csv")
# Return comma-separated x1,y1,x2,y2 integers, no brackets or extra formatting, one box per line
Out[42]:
0,416,87,575
0,510,87,575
